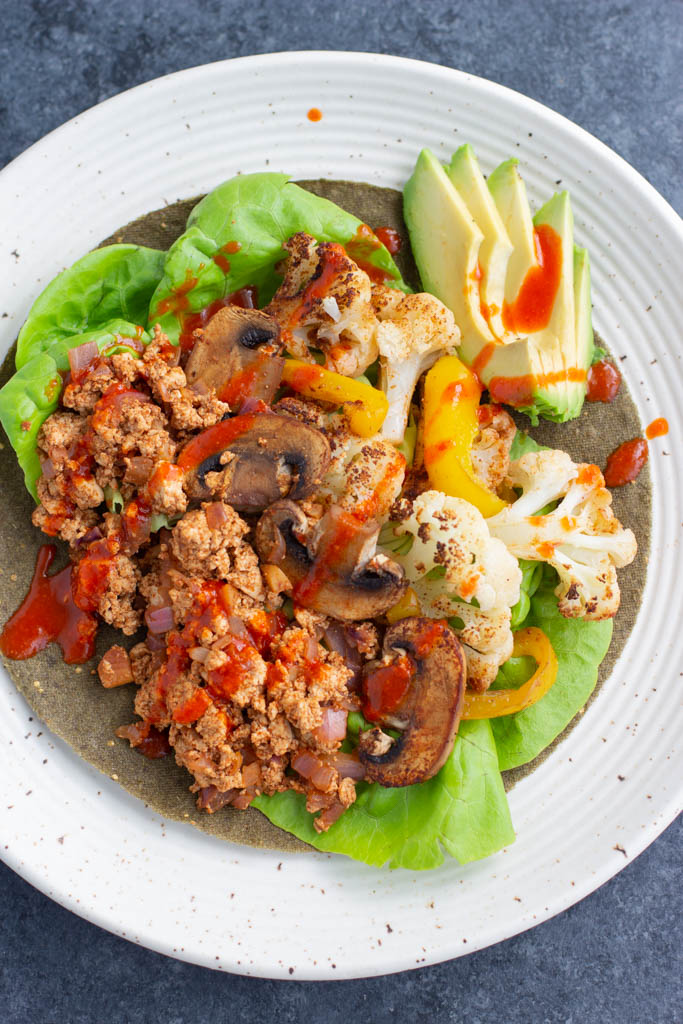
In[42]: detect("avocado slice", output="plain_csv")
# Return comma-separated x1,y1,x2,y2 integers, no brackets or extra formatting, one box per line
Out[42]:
487,158,538,305
447,145,513,339
403,148,497,368
573,244,595,411
404,148,592,424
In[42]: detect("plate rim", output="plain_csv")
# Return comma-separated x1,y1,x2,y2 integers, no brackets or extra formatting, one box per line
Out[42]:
1,49,681,979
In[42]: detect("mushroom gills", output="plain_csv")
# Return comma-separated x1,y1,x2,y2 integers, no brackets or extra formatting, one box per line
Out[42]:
358,618,466,787
255,500,407,621
180,413,331,511
185,306,284,405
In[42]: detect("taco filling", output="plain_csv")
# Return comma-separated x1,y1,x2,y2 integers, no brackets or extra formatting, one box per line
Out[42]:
0,157,642,869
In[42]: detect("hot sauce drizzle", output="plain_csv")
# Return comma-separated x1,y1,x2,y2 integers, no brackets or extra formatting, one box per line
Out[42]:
502,224,563,334
488,367,587,407
362,653,415,723
0,545,97,663
345,225,394,285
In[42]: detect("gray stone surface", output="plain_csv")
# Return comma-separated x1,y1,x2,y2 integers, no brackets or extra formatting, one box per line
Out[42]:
0,0,681,1020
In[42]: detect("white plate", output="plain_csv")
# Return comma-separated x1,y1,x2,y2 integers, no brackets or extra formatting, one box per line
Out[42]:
0,52,681,980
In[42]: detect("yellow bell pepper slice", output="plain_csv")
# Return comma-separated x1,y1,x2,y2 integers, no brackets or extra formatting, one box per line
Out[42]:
281,359,388,437
385,587,421,623
462,626,558,719
423,354,507,517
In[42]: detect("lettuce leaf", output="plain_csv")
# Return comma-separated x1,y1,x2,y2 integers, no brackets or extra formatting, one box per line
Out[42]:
15,244,164,368
491,583,612,770
0,322,147,499
147,172,408,343
253,719,514,871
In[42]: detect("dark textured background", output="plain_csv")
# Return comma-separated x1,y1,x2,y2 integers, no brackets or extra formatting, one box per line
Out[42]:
0,1,681,1021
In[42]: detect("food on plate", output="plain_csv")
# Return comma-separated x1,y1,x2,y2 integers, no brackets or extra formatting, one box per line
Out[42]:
0,153,641,870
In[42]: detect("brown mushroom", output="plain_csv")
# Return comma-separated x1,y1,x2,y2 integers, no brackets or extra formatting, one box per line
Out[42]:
255,500,406,620
185,306,284,405
357,618,466,787
177,412,331,511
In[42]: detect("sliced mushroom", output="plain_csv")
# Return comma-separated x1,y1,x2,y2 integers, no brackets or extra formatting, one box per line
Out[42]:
185,306,284,405
357,618,466,787
255,500,406,620
178,412,331,510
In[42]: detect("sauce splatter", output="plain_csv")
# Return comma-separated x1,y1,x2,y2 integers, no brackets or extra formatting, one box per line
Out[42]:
0,545,97,663
374,226,402,255
604,438,648,487
587,359,621,403
307,108,323,122
645,417,668,439
502,224,563,334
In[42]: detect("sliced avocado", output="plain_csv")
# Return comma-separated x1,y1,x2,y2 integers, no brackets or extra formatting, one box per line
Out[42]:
487,158,538,305
403,148,497,367
447,145,513,339
573,244,595,410
527,191,577,417
404,151,592,424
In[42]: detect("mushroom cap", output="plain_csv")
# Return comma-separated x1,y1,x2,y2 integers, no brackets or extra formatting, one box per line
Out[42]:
185,306,284,405
255,500,406,621
178,413,331,511
358,618,466,787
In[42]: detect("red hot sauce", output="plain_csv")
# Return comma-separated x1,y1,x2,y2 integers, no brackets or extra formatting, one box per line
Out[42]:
604,439,648,487
0,545,97,663
586,359,621,403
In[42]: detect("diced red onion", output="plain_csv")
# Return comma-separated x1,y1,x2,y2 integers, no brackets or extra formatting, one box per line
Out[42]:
188,646,210,663
196,786,237,813
313,708,348,744
68,341,99,375
327,751,366,781
292,750,337,792
238,396,269,415
97,645,134,688
231,792,255,810
40,457,56,480
322,622,362,689
145,631,167,651
315,800,346,832
305,634,319,662
228,615,249,639
124,456,153,486
241,762,262,789
206,502,229,529
145,605,174,634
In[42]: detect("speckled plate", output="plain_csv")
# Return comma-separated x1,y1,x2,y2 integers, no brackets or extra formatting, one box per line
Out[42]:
0,52,681,980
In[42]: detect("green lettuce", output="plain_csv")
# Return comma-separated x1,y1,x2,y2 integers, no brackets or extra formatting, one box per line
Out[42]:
15,244,164,368
490,582,612,770
0,322,147,499
147,172,408,343
254,719,514,871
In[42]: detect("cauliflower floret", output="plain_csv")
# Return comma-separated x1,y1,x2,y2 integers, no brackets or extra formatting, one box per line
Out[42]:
389,490,522,692
487,450,637,619
265,232,378,377
320,429,406,521
372,286,460,443
471,404,517,495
